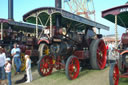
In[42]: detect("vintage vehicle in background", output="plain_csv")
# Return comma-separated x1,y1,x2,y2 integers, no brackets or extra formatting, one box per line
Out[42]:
0,18,42,71
102,3,128,85
0,0,43,71
23,0,109,80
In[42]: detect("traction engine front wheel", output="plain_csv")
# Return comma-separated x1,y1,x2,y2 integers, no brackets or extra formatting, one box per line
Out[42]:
65,56,80,80
38,55,53,77
109,63,119,85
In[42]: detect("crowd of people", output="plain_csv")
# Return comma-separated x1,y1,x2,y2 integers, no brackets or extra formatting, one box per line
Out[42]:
106,41,120,61
0,43,32,85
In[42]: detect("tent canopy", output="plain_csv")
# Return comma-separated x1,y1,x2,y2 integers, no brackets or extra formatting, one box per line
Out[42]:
102,4,128,28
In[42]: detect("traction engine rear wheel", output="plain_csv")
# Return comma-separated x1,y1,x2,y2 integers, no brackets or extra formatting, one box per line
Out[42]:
38,55,53,77
90,39,107,70
65,56,80,80
109,63,119,85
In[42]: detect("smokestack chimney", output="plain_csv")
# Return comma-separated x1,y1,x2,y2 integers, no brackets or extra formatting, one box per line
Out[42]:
8,0,14,21
55,0,62,29
55,0,62,8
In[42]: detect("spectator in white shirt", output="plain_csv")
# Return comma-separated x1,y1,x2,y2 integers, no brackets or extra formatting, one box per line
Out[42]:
11,43,21,75
25,55,32,83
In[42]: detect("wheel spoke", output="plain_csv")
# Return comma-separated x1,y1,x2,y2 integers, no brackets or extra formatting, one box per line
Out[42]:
112,65,119,85
67,57,80,79
96,40,106,69
98,59,103,66
39,56,53,76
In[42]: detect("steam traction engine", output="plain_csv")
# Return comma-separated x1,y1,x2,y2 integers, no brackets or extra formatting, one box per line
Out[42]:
38,25,107,80
101,3,128,85
23,6,109,80
0,18,41,71
109,32,128,85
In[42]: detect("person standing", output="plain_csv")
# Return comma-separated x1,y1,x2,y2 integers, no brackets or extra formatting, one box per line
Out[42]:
25,55,32,83
5,58,12,85
11,43,21,75
0,47,6,84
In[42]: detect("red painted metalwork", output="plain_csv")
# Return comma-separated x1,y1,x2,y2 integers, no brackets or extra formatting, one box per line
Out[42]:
25,50,31,56
97,40,107,69
120,50,128,55
68,57,80,79
25,50,39,56
74,51,88,59
39,55,53,76
38,39,50,45
120,72,128,78
113,64,119,85
54,56,63,70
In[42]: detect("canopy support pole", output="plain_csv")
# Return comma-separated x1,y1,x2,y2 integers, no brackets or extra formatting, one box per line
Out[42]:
50,14,52,38
115,15,118,49
98,28,100,34
36,15,38,39
1,23,3,40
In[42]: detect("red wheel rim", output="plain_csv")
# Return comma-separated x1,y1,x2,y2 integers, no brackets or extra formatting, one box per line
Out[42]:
113,64,119,85
68,57,80,79
40,56,53,76
97,40,107,69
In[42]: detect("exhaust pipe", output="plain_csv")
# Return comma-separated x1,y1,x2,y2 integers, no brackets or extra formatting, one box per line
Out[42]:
8,0,14,21
55,0,61,29
55,0,62,8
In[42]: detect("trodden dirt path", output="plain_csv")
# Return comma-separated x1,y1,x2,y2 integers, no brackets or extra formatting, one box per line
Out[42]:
12,66,109,85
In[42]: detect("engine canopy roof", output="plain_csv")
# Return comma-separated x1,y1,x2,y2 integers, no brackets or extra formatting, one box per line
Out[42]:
23,7,109,31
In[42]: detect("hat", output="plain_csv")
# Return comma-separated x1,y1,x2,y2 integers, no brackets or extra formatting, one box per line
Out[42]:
6,58,11,61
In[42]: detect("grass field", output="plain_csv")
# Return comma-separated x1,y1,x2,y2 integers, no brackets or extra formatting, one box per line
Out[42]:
12,67,109,85
119,78,128,85
11,66,128,85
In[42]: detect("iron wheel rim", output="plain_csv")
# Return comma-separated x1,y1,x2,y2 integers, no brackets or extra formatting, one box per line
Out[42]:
97,40,107,69
40,55,53,76
68,57,80,79
113,64,119,85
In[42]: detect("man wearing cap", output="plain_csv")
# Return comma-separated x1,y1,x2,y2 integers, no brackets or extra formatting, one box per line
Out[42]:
11,43,21,74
